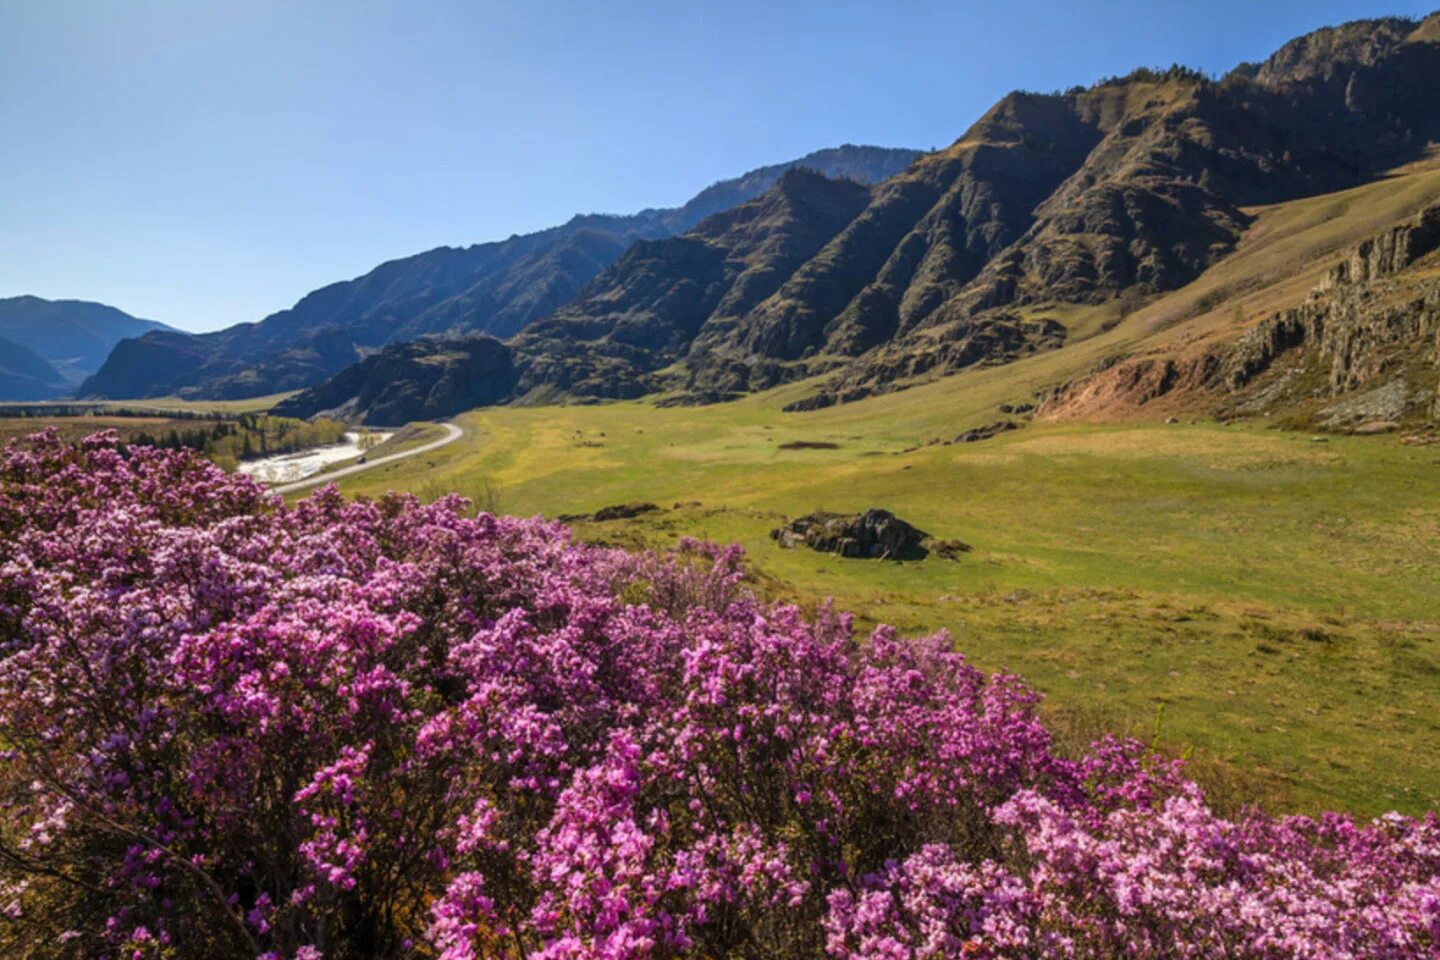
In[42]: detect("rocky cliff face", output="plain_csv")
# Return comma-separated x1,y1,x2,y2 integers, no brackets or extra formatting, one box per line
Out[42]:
1222,204,1440,410
1039,201,1440,425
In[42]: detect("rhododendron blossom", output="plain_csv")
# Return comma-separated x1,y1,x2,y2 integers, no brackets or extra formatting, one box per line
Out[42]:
0,431,1435,958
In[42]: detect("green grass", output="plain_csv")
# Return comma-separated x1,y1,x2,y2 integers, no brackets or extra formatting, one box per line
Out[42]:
320,162,1440,817
332,393,1440,817
28,153,1440,820
0,413,204,444
87,392,298,415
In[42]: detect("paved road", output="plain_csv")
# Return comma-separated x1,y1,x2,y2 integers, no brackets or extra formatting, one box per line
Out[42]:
273,422,464,496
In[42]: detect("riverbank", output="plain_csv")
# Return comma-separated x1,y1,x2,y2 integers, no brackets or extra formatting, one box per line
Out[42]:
237,430,392,484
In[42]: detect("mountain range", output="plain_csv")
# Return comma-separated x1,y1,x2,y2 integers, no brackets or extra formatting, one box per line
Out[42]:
0,297,171,400
76,12,1440,435
267,12,1440,426
79,146,920,400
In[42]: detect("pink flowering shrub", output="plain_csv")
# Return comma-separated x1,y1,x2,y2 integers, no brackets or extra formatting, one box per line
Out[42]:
0,431,1436,959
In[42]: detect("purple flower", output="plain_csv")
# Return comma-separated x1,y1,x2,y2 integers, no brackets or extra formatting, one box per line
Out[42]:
0,431,1435,959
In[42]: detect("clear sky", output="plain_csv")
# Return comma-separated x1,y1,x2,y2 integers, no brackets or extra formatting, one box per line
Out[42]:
2,0,1434,332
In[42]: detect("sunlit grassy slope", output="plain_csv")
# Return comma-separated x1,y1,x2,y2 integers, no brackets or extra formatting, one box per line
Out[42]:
101,392,300,414
332,164,1440,818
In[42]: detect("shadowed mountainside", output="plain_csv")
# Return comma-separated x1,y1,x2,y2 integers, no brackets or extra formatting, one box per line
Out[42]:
0,335,69,400
81,146,920,400
0,296,172,393
282,13,1440,425
271,336,516,426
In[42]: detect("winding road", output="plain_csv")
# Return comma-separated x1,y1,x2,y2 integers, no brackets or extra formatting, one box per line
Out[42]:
273,421,465,496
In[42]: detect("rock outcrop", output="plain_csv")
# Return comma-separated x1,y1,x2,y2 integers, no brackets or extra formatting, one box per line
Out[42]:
1040,202,1440,424
771,509,933,560
1221,203,1440,411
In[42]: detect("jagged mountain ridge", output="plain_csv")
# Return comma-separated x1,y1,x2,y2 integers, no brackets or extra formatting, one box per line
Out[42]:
511,169,877,402
511,12,1440,412
114,13,1440,424
80,145,920,400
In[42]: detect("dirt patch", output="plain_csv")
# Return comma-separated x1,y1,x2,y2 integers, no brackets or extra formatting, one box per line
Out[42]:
1039,349,1223,422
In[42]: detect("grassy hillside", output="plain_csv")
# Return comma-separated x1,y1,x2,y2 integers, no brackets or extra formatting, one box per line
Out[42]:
319,162,1440,818
332,406,1438,818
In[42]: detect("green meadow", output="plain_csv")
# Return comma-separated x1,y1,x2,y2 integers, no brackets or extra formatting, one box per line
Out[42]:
16,153,1434,819
332,379,1440,818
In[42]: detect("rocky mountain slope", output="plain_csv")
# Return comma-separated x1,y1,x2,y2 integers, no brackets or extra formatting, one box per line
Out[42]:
511,169,877,402
81,146,919,400
778,16,1440,410
281,12,1440,425
1040,198,1440,428
0,296,171,392
277,169,877,420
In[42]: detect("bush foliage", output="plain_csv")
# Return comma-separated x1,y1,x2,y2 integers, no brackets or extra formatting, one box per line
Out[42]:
0,432,1436,958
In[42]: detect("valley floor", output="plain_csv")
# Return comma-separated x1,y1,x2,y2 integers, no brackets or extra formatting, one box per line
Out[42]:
331,388,1440,818
40,150,1440,820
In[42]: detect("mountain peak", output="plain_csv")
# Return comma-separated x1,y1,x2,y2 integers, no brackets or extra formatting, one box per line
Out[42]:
1252,15,1420,88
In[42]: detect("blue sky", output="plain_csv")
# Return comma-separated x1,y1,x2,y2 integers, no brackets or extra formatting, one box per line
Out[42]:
2,0,1434,332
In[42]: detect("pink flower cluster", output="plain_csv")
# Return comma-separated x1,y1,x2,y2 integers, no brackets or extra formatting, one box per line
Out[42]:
0,430,1436,959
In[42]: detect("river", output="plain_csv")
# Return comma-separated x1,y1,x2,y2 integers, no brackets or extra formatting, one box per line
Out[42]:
236,431,394,485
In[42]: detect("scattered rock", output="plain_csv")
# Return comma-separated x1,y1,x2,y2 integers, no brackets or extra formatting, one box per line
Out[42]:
1164,416,1180,424
955,420,1020,443
778,440,841,450
1320,382,1411,428
998,402,1035,415
922,538,972,561
771,509,932,560
560,502,660,523
1352,420,1400,435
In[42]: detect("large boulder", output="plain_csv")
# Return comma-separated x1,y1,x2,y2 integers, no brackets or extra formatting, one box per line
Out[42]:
771,508,931,560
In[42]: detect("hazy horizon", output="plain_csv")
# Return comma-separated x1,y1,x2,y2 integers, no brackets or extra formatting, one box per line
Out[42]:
3,0,1434,333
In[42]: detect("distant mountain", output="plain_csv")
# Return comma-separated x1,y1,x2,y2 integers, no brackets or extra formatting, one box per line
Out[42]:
0,335,69,401
272,337,515,426
279,12,1440,424
279,169,877,421
0,296,172,389
81,145,921,400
